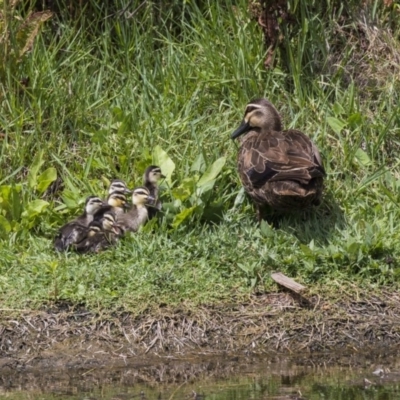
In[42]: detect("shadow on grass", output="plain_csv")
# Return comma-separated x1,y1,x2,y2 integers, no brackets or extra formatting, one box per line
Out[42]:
263,191,346,245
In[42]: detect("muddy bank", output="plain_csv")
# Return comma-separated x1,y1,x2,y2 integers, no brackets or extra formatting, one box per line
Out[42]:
1,288,400,372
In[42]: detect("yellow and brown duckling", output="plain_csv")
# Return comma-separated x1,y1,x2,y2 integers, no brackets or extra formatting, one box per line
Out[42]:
74,210,121,253
54,196,105,251
143,165,165,219
93,190,129,222
231,98,325,219
118,186,155,233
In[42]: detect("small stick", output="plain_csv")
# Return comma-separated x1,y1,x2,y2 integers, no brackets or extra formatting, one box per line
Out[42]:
271,272,306,293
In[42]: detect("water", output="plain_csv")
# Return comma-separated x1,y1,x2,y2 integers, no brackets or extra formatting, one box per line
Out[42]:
2,352,400,399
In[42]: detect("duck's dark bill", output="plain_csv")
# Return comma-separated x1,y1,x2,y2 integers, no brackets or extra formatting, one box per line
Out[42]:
231,120,251,139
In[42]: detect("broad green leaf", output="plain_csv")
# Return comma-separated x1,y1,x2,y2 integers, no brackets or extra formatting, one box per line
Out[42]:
326,117,346,135
0,215,11,234
300,244,313,257
346,241,360,255
191,153,206,173
61,190,81,209
233,187,246,207
172,206,197,229
347,113,362,126
196,179,216,196
354,148,372,167
0,185,11,207
237,263,250,274
28,150,44,189
197,157,226,188
112,107,124,121
171,186,191,201
333,102,345,115
260,220,273,237
153,145,175,184
37,167,57,194
22,199,49,218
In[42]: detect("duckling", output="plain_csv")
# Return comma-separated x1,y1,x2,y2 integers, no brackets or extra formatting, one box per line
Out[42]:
54,196,105,251
74,210,121,253
94,190,128,221
231,98,325,219
108,179,132,195
118,187,155,233
106,190,129,216
143,165,165,219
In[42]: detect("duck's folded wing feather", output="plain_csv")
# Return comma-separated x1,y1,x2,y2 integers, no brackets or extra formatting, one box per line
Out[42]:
240,130,325,188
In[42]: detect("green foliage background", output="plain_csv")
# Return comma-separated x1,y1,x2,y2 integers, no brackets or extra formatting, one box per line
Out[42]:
1,0,400,310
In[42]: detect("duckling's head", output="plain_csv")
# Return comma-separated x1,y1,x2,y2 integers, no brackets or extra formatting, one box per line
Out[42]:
108,179,132,195
101,210,117,231
107,191,128,209
231,98,282,139
131,186,155,207
143,165,166,184
85,196,106,215
87,221,103,237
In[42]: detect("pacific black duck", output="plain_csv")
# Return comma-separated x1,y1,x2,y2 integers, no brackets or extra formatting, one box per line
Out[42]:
231,98,325,219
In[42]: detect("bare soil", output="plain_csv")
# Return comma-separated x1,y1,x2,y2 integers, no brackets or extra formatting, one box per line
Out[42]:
1,287,400,374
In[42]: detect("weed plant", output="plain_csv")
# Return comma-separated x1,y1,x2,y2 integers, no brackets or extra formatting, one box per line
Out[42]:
1,0,400,311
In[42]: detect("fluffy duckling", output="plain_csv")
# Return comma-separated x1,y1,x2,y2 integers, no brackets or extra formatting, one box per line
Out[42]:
231,98,325,219
54,196,105,251
74,210,121,253
118,187,155,233
143,165,165,219
108,179,132,195
94,190,129,221
106,190,129,216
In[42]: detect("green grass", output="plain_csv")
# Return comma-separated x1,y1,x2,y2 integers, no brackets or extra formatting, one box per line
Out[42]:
1,0,400,311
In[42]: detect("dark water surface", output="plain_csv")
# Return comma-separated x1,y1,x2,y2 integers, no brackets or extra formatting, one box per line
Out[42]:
2,352,400,399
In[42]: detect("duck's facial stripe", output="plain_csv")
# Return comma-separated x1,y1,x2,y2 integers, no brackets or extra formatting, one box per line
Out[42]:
89,226,102,234
103,213,115,221
245,104,263,114
110,183,127,189
134,190,149,197
151,168,162,174
88,197,103,205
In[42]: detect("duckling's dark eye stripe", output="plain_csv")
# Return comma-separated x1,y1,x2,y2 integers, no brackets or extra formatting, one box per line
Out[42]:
152,168,161,173
246,104,261,114
134,190,149,196
89,198,103,203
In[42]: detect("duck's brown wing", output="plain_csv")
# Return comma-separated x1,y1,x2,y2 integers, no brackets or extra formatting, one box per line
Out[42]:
238,130,325,188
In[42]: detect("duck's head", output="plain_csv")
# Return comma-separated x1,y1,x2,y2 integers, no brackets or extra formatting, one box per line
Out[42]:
108,179,132,195
107,191,128,210
85,196,106,215
143,165,166,184
231,98,282,139
131,186,155,207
